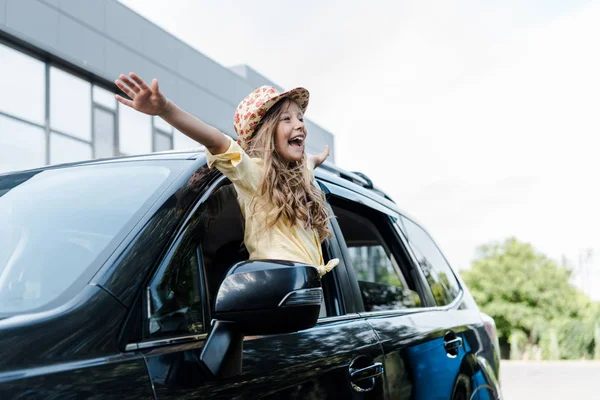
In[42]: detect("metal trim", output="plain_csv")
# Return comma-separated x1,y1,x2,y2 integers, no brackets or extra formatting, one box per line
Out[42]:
278,288,323,307
49,128,94,146
0,110,45,130
317,313,361,324
125,333,208,352
358,289,464,319
45,63,50,165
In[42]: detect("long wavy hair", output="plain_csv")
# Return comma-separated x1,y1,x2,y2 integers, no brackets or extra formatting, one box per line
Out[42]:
245,98,332,242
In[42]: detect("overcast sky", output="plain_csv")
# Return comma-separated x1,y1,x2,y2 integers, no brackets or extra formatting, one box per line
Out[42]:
120,0,600,299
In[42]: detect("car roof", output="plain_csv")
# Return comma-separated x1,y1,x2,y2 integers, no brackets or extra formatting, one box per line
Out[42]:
314,162,399,211
0,148,206,178
1,148,400,213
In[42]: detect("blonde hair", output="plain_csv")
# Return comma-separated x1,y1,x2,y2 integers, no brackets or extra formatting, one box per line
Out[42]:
246,98,332,242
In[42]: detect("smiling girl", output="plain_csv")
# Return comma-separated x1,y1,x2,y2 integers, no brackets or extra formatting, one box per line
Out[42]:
114,73,338,276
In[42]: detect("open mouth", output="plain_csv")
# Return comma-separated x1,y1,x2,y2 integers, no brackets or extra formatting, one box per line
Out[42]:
288,136,305,149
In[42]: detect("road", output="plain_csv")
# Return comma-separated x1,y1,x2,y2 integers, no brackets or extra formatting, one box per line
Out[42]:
500,361,600,399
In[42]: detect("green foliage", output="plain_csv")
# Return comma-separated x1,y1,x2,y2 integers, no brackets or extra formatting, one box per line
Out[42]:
461,237,600,360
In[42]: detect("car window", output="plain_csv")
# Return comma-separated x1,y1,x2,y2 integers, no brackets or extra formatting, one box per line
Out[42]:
147,245,206,338
398,216,461,306
0,163,173,316
145,172,341,339
146,167,230,339
332,204,421,312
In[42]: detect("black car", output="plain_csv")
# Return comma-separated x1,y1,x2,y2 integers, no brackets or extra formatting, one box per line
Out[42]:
0,149,502,399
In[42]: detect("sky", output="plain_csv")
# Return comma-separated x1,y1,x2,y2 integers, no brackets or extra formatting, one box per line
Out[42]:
120,0,600,299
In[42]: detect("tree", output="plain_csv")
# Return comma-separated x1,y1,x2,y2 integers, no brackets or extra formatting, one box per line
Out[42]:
461,237,599,359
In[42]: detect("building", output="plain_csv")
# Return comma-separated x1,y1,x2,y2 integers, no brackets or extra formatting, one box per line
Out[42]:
0,0,335,174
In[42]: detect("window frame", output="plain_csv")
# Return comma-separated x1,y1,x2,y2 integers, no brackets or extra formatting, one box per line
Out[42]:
152,116,174,153
321,182,437,316
0,37,142,168
0,40,46,126
128,174,350,350
394,215,464,309
92,102,118,159
136,174,224,347
316,200,353,321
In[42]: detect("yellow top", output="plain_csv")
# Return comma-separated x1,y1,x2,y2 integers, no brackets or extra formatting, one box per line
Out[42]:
205,136,338,276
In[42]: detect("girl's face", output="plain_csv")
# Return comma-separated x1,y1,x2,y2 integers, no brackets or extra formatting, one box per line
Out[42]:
274,100,306,162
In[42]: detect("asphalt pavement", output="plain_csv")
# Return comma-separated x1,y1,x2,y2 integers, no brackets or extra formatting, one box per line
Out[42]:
500,361,600,399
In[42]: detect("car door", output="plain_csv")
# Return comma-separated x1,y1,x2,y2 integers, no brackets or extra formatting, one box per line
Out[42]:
124,177,386,399
323,182,493,400
395,215,498,400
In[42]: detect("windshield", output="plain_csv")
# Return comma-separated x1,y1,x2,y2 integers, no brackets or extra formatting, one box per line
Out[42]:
0,163,174,315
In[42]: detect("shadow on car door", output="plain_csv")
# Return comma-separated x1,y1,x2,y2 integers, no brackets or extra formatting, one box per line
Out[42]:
134,181,387,399
325,185,497,400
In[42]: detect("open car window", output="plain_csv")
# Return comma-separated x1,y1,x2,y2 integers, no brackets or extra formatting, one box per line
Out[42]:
144,174,344,341
331,202,423,312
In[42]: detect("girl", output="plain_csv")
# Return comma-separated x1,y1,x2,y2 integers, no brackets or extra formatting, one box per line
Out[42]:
115,73,339,276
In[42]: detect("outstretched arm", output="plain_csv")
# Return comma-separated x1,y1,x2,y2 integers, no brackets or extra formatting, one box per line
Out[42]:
115,72,229,155
309,145,331,169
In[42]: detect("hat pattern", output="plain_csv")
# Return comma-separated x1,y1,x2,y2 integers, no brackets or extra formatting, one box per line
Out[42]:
234,86,309,150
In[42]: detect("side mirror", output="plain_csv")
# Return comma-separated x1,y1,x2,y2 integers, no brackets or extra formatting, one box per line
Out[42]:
200,260,322,378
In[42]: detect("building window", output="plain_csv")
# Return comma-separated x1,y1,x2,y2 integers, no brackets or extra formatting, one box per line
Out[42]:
154,130,173,152
0,43,45,125
93,85,117,111
0,115,45,174
50,132,93,165
50,66,92,141
173,129,199,150
118,102,152,155
152,116,173,152
1,39,223,173
93,107,117,159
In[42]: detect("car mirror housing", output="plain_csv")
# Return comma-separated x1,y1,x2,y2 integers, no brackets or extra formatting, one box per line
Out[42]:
200,260,323,379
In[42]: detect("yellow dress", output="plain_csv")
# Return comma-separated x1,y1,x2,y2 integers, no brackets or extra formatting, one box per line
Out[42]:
206,136,338,276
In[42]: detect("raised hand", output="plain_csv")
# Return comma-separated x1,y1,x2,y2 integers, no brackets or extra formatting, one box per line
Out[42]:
309,144,331,168
115,73,168,116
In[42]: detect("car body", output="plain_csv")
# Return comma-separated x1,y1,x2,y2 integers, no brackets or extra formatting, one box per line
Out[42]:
0,149,502,399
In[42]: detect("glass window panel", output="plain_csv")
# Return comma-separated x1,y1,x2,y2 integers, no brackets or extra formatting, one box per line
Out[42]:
154,131,172,152
173,129,200,150
93,85,116,110
399,217,461,306
153,116,173,133
118,103,152,154
50,67,92,140
0,164,173,315
333,206,421,311
0,44,45,124
0,115,45,174
93,108,116,159
50,133,92,165
148,247,205,337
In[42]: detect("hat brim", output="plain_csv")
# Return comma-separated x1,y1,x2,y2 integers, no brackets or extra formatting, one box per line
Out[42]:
234,86,310,150
260,87,310,117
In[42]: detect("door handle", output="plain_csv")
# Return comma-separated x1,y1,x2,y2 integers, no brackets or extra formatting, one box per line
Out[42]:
444,337,463,357
350,362,384,382
349,361,384,393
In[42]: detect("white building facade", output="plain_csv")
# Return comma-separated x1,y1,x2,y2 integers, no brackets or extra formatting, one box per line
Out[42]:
0,0,335,174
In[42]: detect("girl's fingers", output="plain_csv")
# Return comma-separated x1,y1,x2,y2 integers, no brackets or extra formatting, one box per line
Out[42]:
115,94,134,108
129,72,151,91
151,78,160,93
119,74,140,93
115,80,136,99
